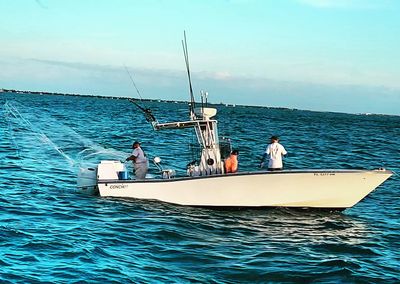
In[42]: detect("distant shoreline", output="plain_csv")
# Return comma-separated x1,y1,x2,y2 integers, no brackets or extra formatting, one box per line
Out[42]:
1,88,395,117
0,88,178,104
0,88,272,109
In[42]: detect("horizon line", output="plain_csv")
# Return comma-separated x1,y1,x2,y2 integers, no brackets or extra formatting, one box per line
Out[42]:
1,88,398,117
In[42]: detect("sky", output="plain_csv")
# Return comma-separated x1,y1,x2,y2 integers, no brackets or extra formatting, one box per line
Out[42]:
0,0,399,115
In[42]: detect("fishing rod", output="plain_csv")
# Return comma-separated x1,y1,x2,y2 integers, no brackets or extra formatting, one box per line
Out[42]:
124,65,144,101
128,98,156,123
182,31,196,118
124,65,157,124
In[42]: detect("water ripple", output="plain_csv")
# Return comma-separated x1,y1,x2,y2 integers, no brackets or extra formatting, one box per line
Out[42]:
0,93,399,282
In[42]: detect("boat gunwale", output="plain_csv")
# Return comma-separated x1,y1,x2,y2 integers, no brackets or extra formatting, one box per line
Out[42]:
98,168,393,184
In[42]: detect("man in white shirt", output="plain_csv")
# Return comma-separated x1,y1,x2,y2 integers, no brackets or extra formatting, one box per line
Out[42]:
260,136,287,171
126,141,148,180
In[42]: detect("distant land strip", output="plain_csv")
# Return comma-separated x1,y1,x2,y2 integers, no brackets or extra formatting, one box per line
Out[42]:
0,88,183,104
0,88,268,109
1,88,392,116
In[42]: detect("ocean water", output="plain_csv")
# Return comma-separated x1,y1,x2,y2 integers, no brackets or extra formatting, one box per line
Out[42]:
0,92,399,283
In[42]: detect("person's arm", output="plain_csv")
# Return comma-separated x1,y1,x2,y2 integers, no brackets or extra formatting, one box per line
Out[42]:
126,149,138,162
126,155,137,162
281,145,287,156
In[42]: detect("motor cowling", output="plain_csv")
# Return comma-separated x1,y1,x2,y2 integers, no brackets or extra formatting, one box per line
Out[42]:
77,167,98,194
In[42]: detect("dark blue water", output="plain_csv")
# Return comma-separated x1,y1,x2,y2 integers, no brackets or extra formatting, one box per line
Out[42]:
1,92,399,283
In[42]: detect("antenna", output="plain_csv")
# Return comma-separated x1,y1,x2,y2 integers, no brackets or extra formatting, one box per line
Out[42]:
182,31,196,118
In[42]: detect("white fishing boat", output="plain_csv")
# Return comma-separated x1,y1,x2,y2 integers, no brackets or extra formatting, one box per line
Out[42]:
77,34,393,209
78,105,392,209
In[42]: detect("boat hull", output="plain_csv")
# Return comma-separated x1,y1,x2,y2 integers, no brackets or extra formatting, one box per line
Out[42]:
97,169,392,209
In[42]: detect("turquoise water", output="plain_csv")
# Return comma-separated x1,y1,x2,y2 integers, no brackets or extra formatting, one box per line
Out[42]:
1,92,399,282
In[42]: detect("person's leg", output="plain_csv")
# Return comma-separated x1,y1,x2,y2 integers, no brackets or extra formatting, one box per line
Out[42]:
135,164,148,180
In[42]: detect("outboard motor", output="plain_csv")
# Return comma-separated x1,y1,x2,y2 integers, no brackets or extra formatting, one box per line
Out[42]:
77,161,129,194
77,167,98,194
